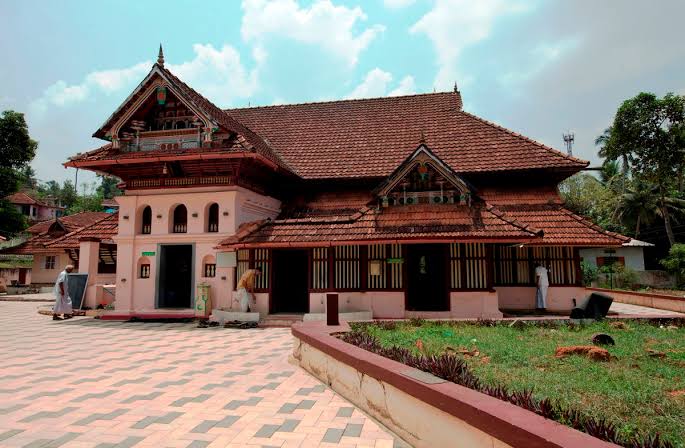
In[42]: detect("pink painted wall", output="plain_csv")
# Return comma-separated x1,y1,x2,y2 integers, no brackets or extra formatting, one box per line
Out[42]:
113,186,280,313
31,252,72,284
306,291,502,319
0,267,31,285
496,286,588,311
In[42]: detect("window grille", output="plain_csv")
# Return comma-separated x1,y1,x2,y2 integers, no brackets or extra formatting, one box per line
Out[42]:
172,205,187,233
236,249,250,287
141,206,152,234
494,245,533,285
450,243,487,290
367,244,387,289
334,245,360,290
204,263,216,278
44,255,56,270
548,247,577,285
253,249,270,291
140,264,150,278
388,244,403,289
207,203,219,232
311,247,329,290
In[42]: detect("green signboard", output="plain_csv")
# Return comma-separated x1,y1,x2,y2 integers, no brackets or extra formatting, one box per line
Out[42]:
142,251,155,257
387,258,404,264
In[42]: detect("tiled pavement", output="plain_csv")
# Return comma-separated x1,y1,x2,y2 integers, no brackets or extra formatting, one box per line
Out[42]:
609,301,684,316
0,302,400,448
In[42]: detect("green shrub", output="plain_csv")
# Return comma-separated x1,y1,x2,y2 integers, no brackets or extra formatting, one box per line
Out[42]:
580,261,598,286
661,243,685,286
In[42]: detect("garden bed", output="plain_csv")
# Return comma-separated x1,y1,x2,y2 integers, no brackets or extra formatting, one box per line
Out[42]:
342,319,685,448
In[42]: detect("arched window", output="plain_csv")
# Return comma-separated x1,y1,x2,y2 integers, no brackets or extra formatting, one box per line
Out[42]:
141,206,152,234
172,205,187,233
207,203,219,232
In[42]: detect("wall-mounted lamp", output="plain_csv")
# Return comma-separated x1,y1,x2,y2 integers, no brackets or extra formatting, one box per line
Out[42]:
192,212,198,218
121,278,127,283
123,215,129,220
220,276,227,280
156,214,162,219
162,163,168,175
223,211,229,216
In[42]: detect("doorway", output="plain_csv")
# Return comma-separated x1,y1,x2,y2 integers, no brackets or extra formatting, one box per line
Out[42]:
406,244,449,311
271,249,309,313
157,244,193,308
18,268,28,285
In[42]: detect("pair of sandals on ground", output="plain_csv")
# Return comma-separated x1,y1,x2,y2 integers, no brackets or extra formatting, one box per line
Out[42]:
52,313,73,320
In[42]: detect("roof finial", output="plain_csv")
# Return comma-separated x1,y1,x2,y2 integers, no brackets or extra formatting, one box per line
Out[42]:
419,130,426,145
157,44,165,67
453,81,459,93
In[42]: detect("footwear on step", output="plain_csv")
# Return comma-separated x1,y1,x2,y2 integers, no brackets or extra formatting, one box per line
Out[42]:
53,315,63,321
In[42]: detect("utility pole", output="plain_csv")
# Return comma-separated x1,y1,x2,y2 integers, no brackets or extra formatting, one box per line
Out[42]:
563,131,575,156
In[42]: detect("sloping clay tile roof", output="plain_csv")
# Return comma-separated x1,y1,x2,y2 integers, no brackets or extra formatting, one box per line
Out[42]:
25,212,110,235
225,92,587,179
219,203,539,247
48,213,119,248
4,212,111,255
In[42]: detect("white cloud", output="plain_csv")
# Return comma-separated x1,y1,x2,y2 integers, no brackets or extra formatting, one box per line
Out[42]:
346,68,416,99
241,0,384,67
30,44,260,116
383,0,415,8
167,44,261,106
497,38,580,87
410,0,526,89
389,76,416,96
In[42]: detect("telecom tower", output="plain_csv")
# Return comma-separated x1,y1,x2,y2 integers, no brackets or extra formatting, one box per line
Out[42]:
563,131,575,156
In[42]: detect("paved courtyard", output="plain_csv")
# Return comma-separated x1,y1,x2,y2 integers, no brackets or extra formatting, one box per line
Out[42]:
0,302,399,448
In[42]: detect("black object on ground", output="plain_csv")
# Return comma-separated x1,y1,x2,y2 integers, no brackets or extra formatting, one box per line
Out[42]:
569,293,613,319
592,333,615,346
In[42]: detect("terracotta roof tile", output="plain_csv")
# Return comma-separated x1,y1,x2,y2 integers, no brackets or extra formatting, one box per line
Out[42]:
219,203,539,248
4,212,111,254
48,213,119,249
25,212,109,235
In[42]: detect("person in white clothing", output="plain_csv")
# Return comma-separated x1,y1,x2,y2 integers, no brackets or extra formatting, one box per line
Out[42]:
535,263,549,310
53,265,74,320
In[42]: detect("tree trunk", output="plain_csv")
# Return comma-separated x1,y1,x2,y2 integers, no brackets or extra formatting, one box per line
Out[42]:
661,200,676,246
635,214,641,238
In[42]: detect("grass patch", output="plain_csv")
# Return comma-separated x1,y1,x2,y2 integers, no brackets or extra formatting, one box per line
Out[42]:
346,319,685,447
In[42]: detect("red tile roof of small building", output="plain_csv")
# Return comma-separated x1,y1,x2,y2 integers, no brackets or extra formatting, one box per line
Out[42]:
5,191,63,209
48,213,119,249
25,212,110,235
4,212,111,255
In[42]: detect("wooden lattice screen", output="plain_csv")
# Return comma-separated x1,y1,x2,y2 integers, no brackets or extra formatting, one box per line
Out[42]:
450,243,488,290
334,245,361,290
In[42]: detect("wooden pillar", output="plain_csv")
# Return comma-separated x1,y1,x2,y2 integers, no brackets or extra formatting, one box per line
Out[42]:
486,244,495,292
326,293,339,326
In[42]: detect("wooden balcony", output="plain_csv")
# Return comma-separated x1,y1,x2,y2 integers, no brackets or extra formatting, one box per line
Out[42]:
127,176,236,190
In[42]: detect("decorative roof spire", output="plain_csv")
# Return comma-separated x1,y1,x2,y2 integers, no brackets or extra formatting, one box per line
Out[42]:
419,130,426,145
453,81,459,93
157,44,165,67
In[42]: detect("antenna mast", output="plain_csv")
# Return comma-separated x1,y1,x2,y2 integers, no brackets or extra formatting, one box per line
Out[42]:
563,131,575,156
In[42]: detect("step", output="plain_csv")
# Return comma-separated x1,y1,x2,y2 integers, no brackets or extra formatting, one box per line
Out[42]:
260,314,304,327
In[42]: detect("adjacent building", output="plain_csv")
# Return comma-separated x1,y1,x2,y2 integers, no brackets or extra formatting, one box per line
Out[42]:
5,191,65,222
61,49,628,319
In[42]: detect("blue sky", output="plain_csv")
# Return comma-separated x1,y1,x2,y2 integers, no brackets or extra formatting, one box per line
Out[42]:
1,0,684,189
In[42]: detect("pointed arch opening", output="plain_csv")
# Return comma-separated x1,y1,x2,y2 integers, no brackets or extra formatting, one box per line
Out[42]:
171,204,188,233
207,203,219,233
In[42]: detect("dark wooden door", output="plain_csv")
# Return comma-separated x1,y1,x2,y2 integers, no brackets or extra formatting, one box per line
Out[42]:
18,268,28,285
158,245,193,308
406,244,449,311
271,249,309,313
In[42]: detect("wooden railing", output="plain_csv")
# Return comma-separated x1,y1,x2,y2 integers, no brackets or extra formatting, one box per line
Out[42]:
127,176,235,189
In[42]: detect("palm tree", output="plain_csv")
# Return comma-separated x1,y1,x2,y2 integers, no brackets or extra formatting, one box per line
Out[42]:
613,180,685,239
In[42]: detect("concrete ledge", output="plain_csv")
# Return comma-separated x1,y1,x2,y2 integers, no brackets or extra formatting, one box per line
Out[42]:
588,287,685,313
303,311,372,322
292,321,617,448
210,309,260,323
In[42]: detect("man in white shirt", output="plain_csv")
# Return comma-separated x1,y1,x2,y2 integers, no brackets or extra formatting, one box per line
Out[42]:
535,263,549,310
53,265,74,320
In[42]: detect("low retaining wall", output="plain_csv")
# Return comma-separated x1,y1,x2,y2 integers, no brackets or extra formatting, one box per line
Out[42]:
292,322,616,448
588,287,685,313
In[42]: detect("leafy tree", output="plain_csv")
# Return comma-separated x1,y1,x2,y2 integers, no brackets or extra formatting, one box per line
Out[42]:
661,243,685,286
17,165,38,190
96,175,121,199
67,193,104,214
599,93,685,246
559,173,620,232
0,110,37,235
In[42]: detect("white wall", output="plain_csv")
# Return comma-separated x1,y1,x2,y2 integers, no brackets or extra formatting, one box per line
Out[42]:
579,247,646,271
